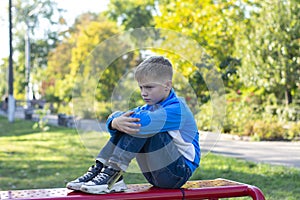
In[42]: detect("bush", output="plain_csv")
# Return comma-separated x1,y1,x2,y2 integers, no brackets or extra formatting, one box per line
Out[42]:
287,122,300,141
236,120,300,141
95,101,112,121
250,121,286,141
195,101,213,131
276,106,300,122
195,91,299,141
195,94,260,134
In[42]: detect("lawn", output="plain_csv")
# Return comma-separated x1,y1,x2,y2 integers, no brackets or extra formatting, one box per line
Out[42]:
0,116,299,199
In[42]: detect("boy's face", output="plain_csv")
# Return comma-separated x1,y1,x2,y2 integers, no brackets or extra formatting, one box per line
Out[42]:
138,79,172,105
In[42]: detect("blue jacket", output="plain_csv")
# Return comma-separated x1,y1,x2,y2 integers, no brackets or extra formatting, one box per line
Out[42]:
106,89,200,172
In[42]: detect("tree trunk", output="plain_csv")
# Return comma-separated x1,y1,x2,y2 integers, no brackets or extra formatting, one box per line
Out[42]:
285,88,292,105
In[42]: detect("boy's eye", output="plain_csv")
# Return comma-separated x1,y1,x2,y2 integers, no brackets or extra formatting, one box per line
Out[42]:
140,86,154,89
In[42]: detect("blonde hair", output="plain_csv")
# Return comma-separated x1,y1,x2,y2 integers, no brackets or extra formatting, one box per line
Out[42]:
134,56,173,83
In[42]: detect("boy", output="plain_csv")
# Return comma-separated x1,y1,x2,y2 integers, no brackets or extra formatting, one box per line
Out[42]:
66,56,200,194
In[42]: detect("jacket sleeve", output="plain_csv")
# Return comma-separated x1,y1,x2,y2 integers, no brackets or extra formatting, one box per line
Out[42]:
131,102,186,135
105,111,125,135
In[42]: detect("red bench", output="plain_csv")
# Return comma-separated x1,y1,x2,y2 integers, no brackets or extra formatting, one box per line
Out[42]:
0,178,265,200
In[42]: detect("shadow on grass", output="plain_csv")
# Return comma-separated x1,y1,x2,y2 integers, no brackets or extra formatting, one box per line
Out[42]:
0,158,147,190
0,116,71,137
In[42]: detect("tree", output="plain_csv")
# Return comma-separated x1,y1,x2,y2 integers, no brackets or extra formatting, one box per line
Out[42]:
153,0,246,103
44,13,140,115
105,0,160,63
11,0,66,99
43,13,101,109
106,0,157,30
235,0,300,105
156,0,244,66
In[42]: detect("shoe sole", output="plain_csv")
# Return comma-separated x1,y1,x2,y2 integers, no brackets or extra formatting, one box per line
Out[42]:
66,182,83,191
80,180,127,194
108,180,128,193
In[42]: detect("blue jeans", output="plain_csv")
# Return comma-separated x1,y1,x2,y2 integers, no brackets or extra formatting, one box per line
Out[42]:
97,131,192,188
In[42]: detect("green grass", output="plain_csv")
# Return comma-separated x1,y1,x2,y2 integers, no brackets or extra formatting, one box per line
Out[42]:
0,116,299,200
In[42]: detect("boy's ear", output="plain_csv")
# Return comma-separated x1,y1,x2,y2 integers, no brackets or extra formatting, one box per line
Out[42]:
165,80,172,90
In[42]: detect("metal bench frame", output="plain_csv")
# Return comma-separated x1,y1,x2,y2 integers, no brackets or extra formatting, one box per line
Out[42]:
0,179,265,200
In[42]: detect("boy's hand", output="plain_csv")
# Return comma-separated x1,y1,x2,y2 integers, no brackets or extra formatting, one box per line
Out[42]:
111,111,141,134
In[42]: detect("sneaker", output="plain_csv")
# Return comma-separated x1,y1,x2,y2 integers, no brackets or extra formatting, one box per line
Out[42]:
80,166,127,194
66,161,103,190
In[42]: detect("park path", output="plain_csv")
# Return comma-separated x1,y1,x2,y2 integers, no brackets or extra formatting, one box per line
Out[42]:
1,109,299,168
201,132,300,168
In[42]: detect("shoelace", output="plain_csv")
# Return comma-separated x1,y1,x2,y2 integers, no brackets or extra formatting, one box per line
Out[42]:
92,173,109,184
80,171,93,180
79,165,98,181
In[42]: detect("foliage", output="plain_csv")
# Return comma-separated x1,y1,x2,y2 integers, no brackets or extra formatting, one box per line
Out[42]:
0,58,8,97
235,0,300,105
1,0,299,141
94,101,113,121
44,14,136,115
197,88,300,141
32,107,50,132
156,0,245,72
9,0,66,99
154,0,299,141
246,120,286,141
152,0,247,107
244,120,300,141
287,122,300,140
196,89,260,133
106,0,157,29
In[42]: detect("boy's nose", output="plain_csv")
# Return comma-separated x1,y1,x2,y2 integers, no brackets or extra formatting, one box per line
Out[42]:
141,89,148,96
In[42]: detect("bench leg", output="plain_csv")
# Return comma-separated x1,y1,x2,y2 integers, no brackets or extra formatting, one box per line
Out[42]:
247,186,266,200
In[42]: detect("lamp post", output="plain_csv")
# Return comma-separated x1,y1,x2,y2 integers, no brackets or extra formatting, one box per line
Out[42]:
7,0,15,123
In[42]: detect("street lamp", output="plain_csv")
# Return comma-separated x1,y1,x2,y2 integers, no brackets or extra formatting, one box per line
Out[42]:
8,0,15,123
